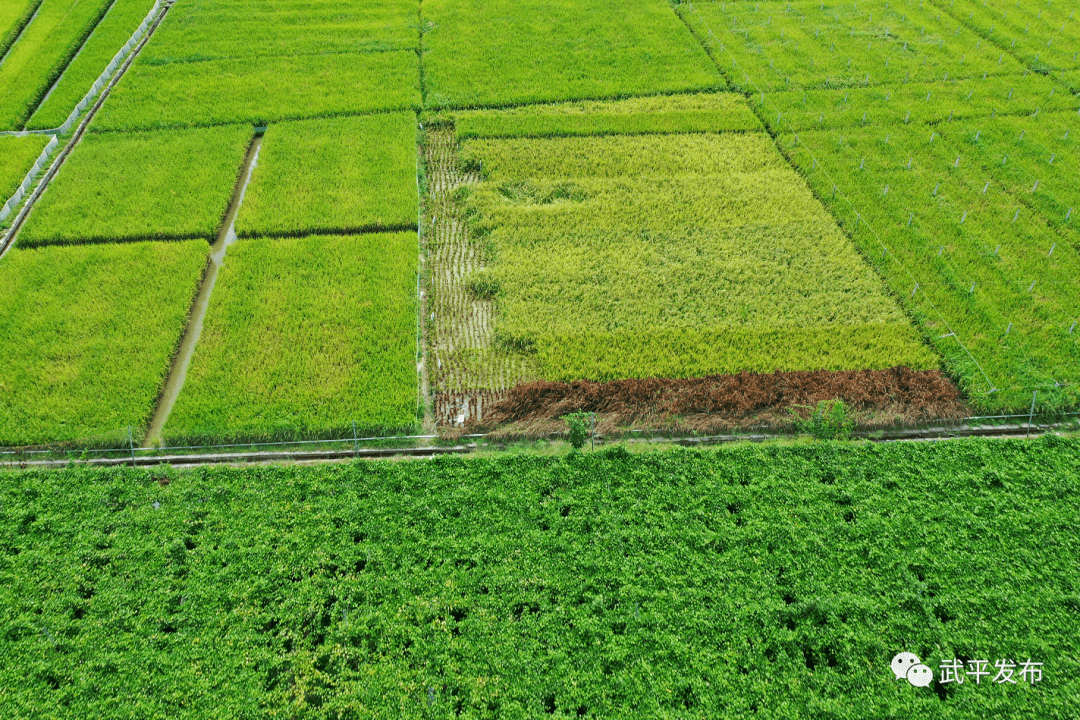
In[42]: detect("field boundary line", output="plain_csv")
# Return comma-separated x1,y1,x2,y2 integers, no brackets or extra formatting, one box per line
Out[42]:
0,134,57,222
2,419,1078,469
234,223,419,240
0,0,174,260
680,1,999,394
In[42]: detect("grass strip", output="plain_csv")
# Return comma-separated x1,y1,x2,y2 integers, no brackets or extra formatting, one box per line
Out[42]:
0,241,208,447
25,0,158,131
20,125,253,246
0,438,1076,716
236,113,418,238
165,233,419,445
92,50,420,131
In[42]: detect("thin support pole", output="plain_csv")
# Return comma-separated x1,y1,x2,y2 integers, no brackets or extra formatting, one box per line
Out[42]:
1028,391,1037,437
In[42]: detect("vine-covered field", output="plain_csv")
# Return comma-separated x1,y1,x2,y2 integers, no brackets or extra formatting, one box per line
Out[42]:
1,438,1077,717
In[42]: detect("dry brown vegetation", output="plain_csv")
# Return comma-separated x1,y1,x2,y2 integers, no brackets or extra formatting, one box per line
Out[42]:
442,366,970,438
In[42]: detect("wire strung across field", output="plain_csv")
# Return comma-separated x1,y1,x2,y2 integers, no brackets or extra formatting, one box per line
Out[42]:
682,0,1080,401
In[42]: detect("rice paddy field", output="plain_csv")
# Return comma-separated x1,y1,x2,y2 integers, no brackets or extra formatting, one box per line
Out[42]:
1,0,1078,716
0,0,1075,443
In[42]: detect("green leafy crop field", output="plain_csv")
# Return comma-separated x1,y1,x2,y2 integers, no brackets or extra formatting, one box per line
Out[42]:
139,0,418,64
165,233,419,445
236,113,419,238
26,0,159,131
460,131,935,381
20,125,253,246
92,50,421,131
423,0,724,108
0,241,207,447
1,438,1077,717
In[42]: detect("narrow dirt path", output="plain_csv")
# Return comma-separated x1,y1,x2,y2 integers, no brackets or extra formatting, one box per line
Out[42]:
141,136,263,448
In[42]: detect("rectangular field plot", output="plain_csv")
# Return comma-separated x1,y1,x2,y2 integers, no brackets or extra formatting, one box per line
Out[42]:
1,441,1077,717
165,233,419,444
0,135,51,204
0,241,207,446
423,0,723,108
460,133,936,382
20,125,252,246
682,0,1027,94
25,0,158,131
235,113,418,238
140,0,417,65
783,121,1080,411
446,93,762,139
0,0,113,130
92,51,420,131
757,74,1075,132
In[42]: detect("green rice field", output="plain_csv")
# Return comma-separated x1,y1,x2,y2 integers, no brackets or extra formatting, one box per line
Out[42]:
0,241,207,446
20,125,253,246
25,0,158,131
236,113,419,238
0,0,112,131
0,134,51,204
164,232,419,444
0,0,1077,434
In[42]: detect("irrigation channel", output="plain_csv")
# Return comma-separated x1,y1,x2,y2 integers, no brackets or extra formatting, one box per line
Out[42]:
141,135,264,448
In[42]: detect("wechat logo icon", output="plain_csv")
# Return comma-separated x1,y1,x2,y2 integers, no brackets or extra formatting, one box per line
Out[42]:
892,652,933,687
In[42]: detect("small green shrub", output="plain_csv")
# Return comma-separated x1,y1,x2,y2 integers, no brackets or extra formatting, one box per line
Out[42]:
564,411,592,449
792,399,855,441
